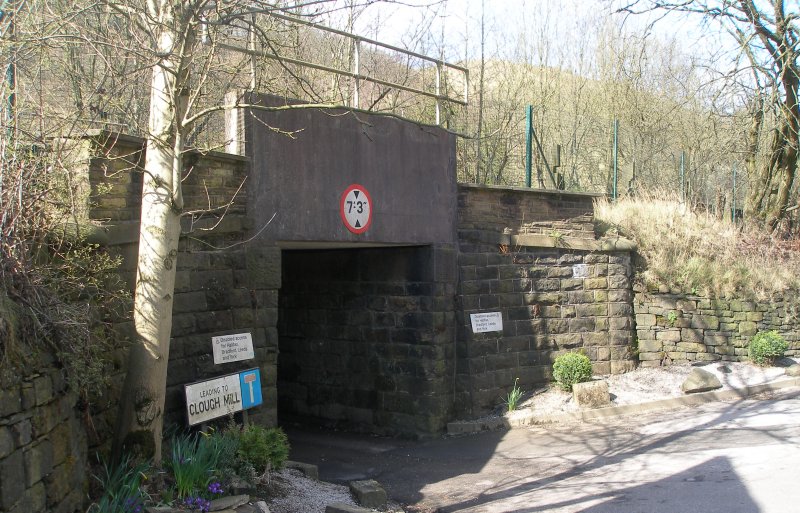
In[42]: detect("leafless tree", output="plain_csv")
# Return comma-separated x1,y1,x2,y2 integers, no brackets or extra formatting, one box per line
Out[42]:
619,0,800,231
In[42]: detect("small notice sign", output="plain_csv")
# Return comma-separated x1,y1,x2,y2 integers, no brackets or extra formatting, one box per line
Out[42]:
185,368,263,426
572,264,589,278
470,312,504,333
212,332,254,364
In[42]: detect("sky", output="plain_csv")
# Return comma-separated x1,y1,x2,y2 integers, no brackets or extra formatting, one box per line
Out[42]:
318,0,717,64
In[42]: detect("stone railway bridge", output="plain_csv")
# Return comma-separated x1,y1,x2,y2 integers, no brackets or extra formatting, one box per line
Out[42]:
68,92,637,438
4,90,799,513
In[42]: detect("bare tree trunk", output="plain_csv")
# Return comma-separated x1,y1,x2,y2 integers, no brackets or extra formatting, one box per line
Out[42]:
113,0,187,462
765,64,800,230
475,0,485,183
766,119,799,231
744,96,767,218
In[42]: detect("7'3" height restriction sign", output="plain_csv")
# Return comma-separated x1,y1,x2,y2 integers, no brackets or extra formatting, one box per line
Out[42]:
340,184,373,234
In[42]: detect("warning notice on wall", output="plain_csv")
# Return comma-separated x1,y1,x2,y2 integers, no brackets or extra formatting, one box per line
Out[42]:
572,264,590,278
470,312,504,333
212,332,255,364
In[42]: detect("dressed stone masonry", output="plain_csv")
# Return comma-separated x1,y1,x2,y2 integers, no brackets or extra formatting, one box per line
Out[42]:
454,185,637,418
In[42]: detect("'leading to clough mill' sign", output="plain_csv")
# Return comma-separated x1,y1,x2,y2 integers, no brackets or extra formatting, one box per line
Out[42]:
184,368,263,425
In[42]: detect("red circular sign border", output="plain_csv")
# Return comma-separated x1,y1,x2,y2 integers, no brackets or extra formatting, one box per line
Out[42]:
339,183,373,235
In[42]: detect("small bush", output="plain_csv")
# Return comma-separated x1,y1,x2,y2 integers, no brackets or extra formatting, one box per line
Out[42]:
237,425,290,475
553,352,593,391
748,330,788,366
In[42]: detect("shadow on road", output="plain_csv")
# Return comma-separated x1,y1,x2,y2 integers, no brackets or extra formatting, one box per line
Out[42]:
286,389,800,513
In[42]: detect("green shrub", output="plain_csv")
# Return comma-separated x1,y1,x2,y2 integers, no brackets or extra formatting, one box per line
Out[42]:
237,425,290,475
552,352,593,391
748,330,788,366
206,425,241,476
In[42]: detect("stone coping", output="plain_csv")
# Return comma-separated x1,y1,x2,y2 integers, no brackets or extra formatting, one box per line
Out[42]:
446,377,800,435
458,182,603,198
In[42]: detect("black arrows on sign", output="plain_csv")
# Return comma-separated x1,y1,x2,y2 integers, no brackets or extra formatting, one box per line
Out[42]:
355,220,361,228
354,190,360,198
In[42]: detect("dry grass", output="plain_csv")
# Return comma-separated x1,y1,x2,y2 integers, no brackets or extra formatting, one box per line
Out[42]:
594,192,800,299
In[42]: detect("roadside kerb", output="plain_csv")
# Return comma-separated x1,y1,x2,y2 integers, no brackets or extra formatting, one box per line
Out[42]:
447,377,800,435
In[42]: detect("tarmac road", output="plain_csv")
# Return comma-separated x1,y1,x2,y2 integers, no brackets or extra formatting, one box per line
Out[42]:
285,389,800,513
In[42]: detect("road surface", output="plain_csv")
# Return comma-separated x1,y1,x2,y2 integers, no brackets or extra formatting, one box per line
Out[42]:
287,389,800,512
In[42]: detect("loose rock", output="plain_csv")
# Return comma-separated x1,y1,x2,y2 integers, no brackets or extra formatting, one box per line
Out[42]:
210,495,250,512
572,380,611,408
785,364,800,377
285,460,320,480
349,479,387,509
681,368,722,394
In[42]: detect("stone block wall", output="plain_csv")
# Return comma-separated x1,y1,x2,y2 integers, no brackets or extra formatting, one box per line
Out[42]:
0,132,282,513
278,245,456,435
76,132,280,435
455,185,636,417
635,292,800,365
0,357,86,513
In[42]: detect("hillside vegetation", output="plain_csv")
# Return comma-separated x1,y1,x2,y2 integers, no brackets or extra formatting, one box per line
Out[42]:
595,194,800,299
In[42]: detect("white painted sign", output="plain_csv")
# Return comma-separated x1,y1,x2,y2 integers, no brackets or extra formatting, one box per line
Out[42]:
185,373,242,425
572,264,589,278
340,184,373,234
212,332,254,364
184,368,263,426
470,312,504,333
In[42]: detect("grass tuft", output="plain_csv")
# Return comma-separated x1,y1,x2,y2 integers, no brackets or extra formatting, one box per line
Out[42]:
595,192,800,299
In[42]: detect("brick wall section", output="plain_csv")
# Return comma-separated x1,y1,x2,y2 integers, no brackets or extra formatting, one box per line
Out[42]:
635,292,800,365
0,357,86,513
455,185,635,418
278,245,456,436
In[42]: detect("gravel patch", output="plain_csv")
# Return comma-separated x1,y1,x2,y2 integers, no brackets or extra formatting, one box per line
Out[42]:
520,359,799,416
266,468,408,513
267,469,358,513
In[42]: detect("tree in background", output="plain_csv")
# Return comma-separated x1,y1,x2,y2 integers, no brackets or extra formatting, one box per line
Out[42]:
619,0,800,232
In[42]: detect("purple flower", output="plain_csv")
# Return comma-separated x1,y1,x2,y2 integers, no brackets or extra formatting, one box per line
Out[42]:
124,497,143,513
207,481,223,495
183,496,212,512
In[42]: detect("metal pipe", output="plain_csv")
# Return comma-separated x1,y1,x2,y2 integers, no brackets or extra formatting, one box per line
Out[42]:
612,119,618,200
435,62,441,125
525,105,532,188
266,11,469,73
680,151,686,202
248,14,257,90
732,162,737,222
217,42,468,106
353,38,360,110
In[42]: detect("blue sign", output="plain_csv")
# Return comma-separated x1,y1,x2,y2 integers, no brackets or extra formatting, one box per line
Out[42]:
239,368,263,409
